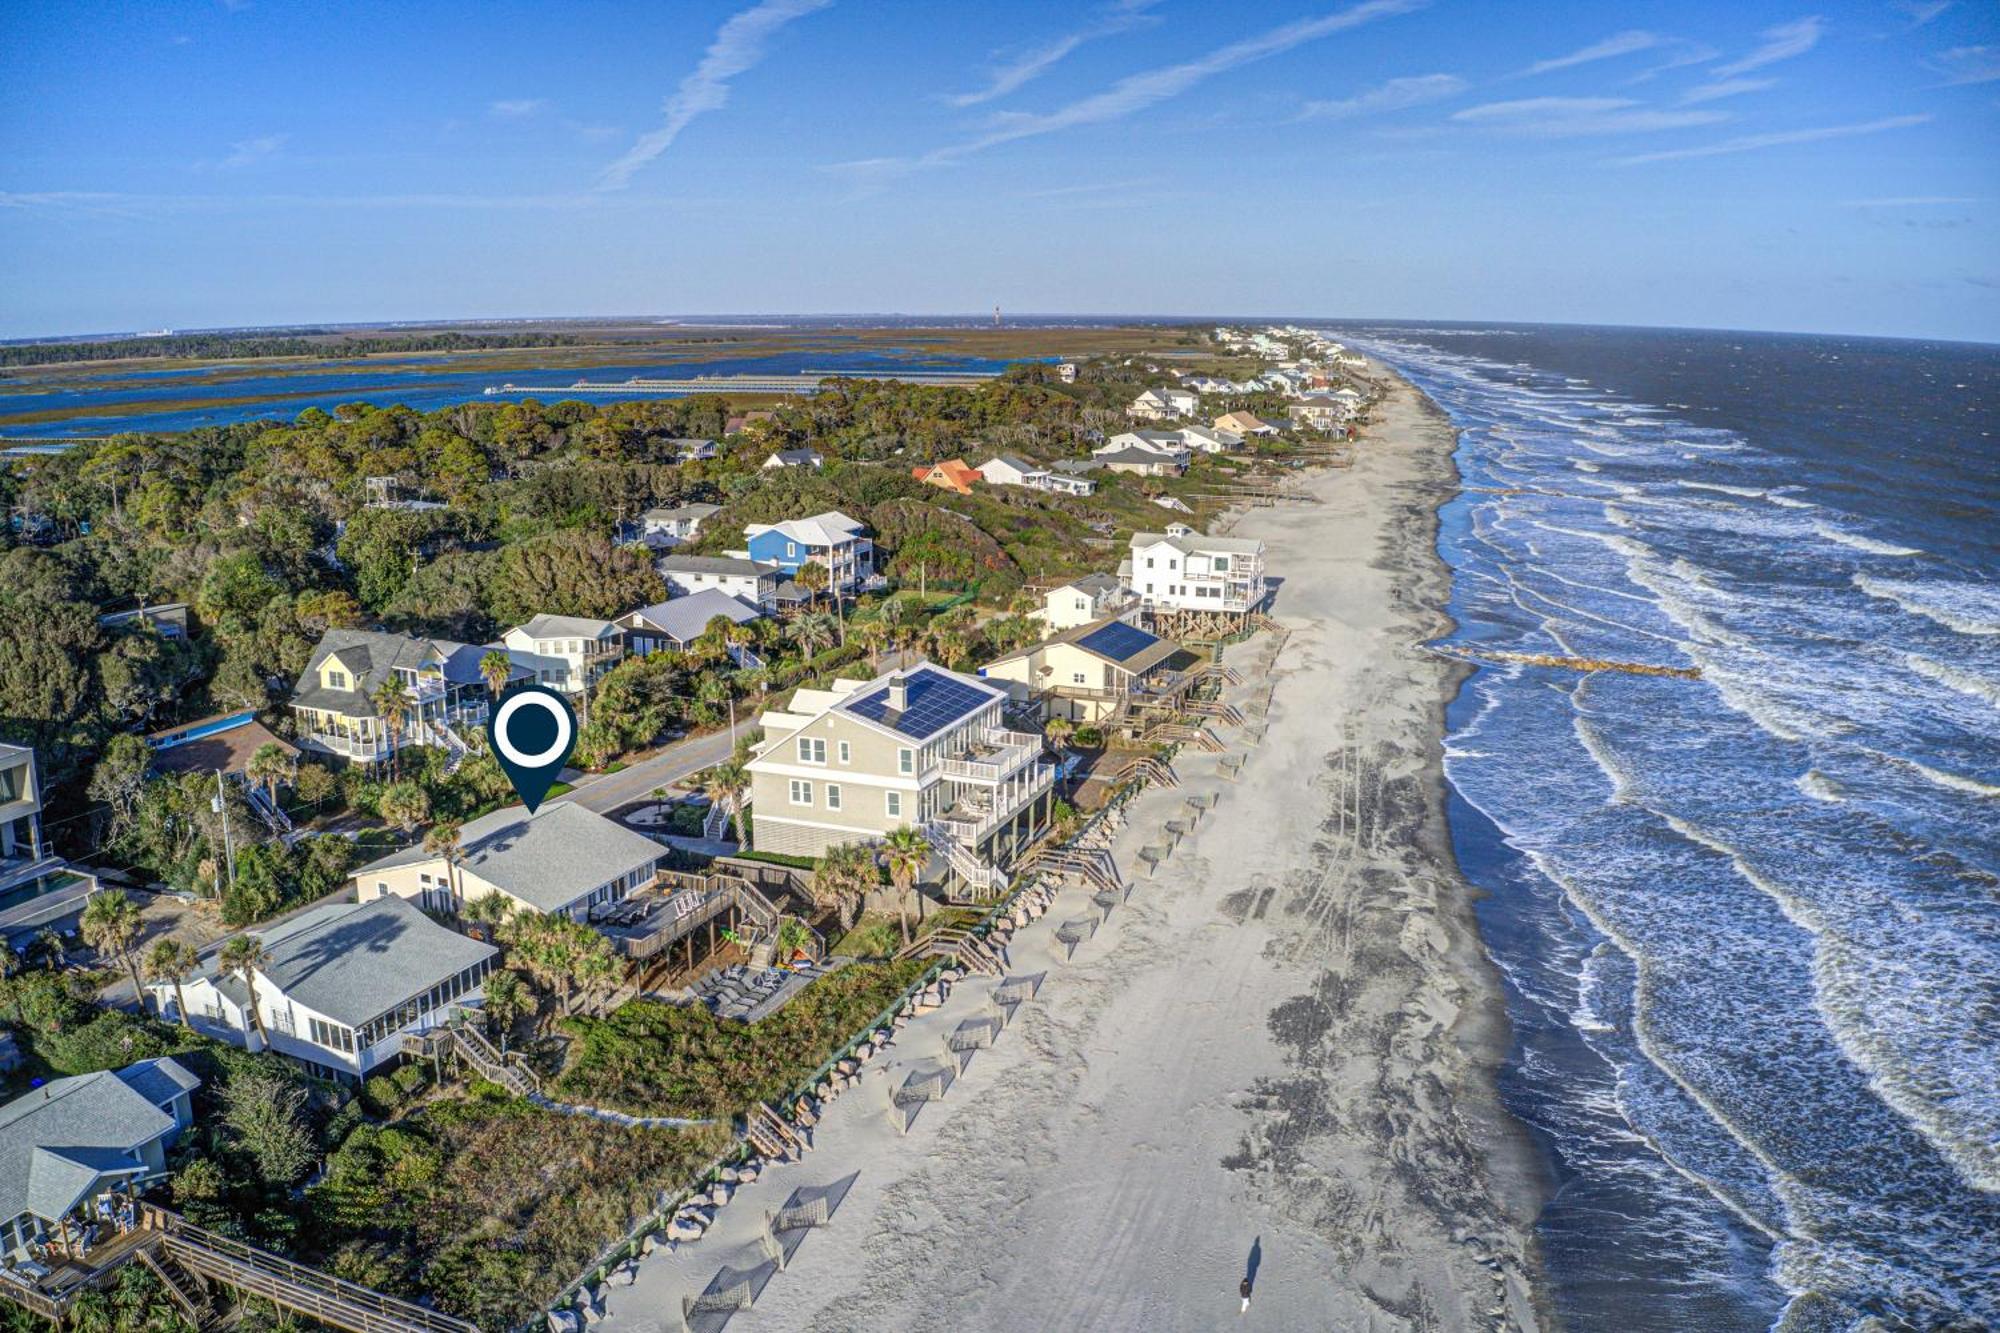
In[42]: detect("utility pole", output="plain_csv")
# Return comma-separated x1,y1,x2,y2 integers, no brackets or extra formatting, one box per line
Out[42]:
212,770,237,888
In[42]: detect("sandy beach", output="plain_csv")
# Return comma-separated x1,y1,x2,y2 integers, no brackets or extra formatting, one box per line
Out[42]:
598,366,1546,1332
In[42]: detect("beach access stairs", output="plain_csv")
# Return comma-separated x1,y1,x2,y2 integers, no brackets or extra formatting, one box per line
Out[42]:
894,926,1004,977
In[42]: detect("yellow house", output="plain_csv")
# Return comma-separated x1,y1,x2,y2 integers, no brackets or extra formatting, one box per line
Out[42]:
979,616,1192,722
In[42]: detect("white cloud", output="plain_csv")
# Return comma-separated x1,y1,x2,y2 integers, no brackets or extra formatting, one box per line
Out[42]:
1299,72,1465,120
1522,30,1668,77
1899,2,1952,25
1613,113,1930,165
1451,96,1728,137
946,0,1160,107
931,0,1428,161
1928,45,2000,85
217,134,287,169
1713,17,1823,79
598,0,833,190
1680,77,1778,103
489,98,550,118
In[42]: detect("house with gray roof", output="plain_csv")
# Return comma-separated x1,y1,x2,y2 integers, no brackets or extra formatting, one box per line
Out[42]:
498,614,625,698
0,1057,198,1258
638,502,722,550
356,801,662,923
657,554,783,608
617,590,763,657
152,897,495,1085
289,629,507,766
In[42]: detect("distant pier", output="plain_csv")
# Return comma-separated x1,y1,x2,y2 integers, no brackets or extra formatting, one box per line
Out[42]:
482,369,1001,397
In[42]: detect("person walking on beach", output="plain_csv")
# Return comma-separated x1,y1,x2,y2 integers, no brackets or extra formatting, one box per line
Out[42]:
1239,1276,1253,1314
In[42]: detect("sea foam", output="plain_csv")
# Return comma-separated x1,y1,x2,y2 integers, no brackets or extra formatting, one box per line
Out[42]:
1812,523,1923,557
1853,575,2000,636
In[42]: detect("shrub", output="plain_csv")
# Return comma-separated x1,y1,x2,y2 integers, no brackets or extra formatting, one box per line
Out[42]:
361,1075,403,1117
391,1061,430,1098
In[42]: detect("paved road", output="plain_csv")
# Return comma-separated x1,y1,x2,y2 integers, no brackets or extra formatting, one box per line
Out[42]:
550,725,742,815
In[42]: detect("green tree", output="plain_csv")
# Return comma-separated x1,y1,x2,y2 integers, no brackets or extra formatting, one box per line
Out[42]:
488,529,664,625
87,733,154,839
223,1066,317,1187
145,938,199,1029
246,741,295,809
81,890,146,1001
293,761,338,811
372,679,409,778
881,826,932,946
479,649,513,702
481,969,527,1051
379,781,430,834
218,934,273,1049
422,821,464,914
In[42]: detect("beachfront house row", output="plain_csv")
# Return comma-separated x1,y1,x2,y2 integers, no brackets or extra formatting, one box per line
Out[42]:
747,662,1055,895
1127,387,1200,421
743,511,875,595
657,554,783,608
911,458,980,495
1287,397,1351,431
1100,431,1191,461
980,615,1192,723
638,501,722,550
1176,425,1244,454
356,800,662,921
499,615,625,698
1214,411,1281,437
762,448,824,470
153,897,495,1084
1126,531,1269,615
0,1058,199,1260
289,629,501,765
617,589,763,658
1037,572,1136,631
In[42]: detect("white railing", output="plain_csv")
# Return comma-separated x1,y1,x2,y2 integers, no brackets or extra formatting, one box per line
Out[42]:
938,727,1044,785
932,762,1054,842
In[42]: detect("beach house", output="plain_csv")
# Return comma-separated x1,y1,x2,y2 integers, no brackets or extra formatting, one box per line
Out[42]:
1214,411,1281,437
980,616,1192,723
1126,530,1269,616
498,614,625,698
617,590,763,657
355,800,663,921
288,629,499,765
1127,387,1199,421
762,448,823,470
1176,424,1244,454
1095,448,1186,478
154,897,495,1085
743,511,875,595
1100,430,1191,462
974,455,1049,489
0,1058,199,1259
746,662,1054,895
656,553,783,608
1036,573,1135,631
910,458,980,495
638,502,721,550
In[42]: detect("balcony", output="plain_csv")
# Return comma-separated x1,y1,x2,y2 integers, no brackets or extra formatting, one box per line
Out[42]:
934,760,1054,842
937,726,1044,785
296,731,390,762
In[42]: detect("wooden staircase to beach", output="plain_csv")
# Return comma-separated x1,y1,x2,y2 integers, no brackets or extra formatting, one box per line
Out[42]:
895,926,1003,977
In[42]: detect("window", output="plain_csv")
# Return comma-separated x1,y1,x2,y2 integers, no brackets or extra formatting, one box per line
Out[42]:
837,740,851,764
1072,672,1087,685
885,791,902,818
786,542,797,558
825,784,842,811
796,736,826,764
1213,556,1230,571
897,747,914,775
1145,557,1154,569
326,669,348,690
789,779,814,806
1167,558,1179,569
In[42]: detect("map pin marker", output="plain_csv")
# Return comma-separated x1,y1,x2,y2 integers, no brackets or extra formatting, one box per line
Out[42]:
487,684,578,813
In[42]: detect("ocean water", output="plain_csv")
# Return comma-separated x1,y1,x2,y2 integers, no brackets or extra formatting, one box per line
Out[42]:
0,347,1013,438
1332,323,2000,1331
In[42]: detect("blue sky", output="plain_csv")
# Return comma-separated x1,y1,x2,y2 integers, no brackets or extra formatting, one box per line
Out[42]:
3,0,1996,341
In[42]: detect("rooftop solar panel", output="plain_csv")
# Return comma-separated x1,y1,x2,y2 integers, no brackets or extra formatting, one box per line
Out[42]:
843,667,993,739
1075,620,1163,664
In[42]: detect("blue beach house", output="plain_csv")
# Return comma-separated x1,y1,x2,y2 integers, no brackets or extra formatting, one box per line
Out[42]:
742,511,876,595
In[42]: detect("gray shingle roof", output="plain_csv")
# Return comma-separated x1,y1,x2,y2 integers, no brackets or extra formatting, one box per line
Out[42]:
0,1057,197,1227
514,614,618,640
290,629,484,719
358,802,661,916
209,897,496,1029
658,554,778,578
622,590,762,645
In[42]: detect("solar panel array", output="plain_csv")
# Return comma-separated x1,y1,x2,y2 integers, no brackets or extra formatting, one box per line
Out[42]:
844,668,993,739
1075,619,1162,664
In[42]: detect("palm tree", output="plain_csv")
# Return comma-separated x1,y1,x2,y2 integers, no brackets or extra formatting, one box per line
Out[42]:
856,620,891,669
710,760,750,848
464,888,513,941
218,935,272,1049
1044,715,1075,759
372,679,409,777
881,825,932,947
379,781,430,835
245,742,294,811
482,969,527,1051
145,939,199,1028
479,650,514,706
422,820,464,914
80,890,145,1001
787,611,836,659
808,842,873,933
794,560,829,611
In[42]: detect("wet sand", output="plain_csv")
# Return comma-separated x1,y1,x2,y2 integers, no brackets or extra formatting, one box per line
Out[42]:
598,364,1547,1331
